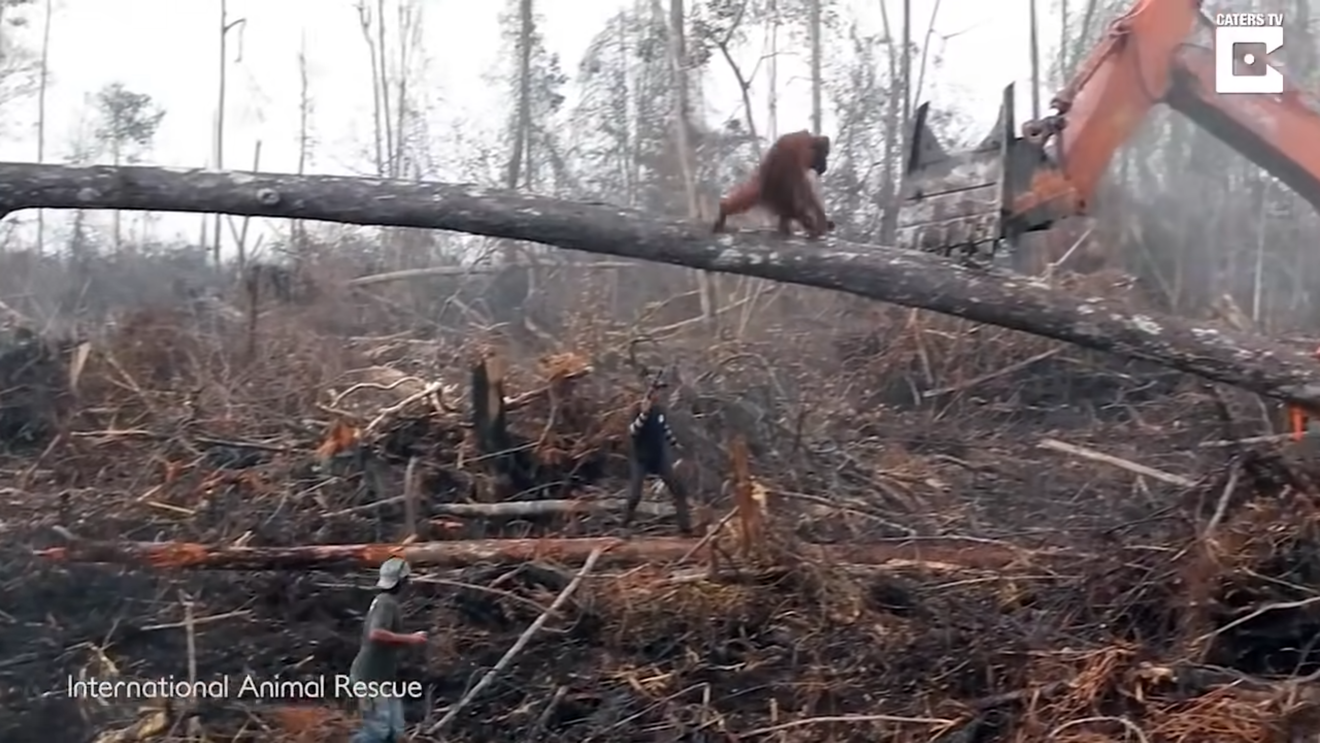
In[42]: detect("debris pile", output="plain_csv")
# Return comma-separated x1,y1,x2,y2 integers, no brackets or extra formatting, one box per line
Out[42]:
3,296,1319,743
0,324,76,450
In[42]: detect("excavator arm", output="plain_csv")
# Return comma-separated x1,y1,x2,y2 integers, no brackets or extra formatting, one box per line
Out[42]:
896,0,1320,258
1165,45,1320,209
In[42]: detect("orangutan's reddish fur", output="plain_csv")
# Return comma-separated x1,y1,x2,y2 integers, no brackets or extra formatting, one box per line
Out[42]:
711,131,832,239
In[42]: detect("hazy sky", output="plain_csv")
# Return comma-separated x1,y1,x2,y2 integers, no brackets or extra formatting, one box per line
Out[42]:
0,0,1052,248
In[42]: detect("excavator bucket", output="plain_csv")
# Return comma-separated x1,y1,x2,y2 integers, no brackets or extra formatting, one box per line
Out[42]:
895,85,1015,258
895,84,1066,260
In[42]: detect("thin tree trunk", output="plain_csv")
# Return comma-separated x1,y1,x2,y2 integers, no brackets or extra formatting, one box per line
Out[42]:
767,0,778,140
807,0,822,133
294,32,311,258
357,2,385,176
1058,0,1068,83
1072,0,1100,78
214,0,230,267
507,0,533,190
910,0,945,109
112,141,121,253
377,0,393,176
667,0,714,325
217,9,249,270
1253,179,1270,323
737,0,804,331
877,0,903,241
35,0,52,254
392,0,411,179
228,140,260,271
901,0,910,129
714,39,759,151
617,13,635,202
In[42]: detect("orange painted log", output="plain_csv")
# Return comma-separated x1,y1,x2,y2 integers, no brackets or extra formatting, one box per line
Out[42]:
33,536,1065,571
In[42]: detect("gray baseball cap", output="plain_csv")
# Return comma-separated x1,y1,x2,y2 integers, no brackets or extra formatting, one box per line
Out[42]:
376,557,411,589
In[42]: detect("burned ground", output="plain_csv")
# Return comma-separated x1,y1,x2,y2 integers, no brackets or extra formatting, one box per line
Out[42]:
1,265,1319,743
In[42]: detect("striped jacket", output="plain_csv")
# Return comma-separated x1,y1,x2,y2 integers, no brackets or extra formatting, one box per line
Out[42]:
629,404,679,450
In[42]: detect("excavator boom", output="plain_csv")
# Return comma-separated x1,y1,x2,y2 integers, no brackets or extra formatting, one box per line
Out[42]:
895,0,1320,259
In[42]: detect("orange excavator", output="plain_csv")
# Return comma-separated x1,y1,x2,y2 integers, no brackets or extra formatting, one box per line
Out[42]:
896,0,1320,440
895,0,1320,259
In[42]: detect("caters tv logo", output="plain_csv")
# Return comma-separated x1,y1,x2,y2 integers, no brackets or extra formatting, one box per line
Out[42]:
1215,13,1285,94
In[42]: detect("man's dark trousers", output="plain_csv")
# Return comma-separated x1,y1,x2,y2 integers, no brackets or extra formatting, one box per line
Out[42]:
624,442,693,535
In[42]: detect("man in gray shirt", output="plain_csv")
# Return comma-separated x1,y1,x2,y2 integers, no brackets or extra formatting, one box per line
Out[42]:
350,557,427,743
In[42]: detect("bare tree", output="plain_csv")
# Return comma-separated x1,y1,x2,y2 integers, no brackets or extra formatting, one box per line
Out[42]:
355,0,428,180
355,1,385,175
376,0,392,172
33,0,50,252
91,83,164,253
507,0,533,190
570,10,649,203
293,32,314,258
694,0,760,150
617,12,636,201
214,0,246,266
0,0,41,121
877,0,904,240
390,0,419,177
807,0,821,133
666,0,697,220
901,0,910,128
1028,0,1040,118
766,0,778,139
666,0,714,324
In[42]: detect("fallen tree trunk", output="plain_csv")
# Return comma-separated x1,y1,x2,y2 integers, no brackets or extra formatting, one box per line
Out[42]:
2,163,1319,407
428,499,674,518
33,536,1069,570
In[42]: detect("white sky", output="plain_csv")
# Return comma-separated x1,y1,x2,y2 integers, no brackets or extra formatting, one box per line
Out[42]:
0,0,1053,250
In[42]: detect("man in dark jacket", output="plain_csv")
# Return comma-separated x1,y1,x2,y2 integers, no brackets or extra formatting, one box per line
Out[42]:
623,376,693,535
349,557,427,743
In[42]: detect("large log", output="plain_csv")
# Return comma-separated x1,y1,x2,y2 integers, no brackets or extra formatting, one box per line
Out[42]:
2,162,1319,407
33,536,1063,570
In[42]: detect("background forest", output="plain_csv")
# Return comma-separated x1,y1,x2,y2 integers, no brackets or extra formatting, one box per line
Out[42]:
0,0,1313,332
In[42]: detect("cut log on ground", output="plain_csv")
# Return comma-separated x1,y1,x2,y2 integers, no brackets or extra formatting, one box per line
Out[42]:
2,163,1320,408
1038,438,1197,487
428,499,675,518
33,536,1078,571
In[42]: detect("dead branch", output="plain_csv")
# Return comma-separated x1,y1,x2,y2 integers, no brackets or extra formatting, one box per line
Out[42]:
1198,430,1318,447
922,347,1063,398
1,162,1319,407
1038,438,1196,487
426,545,607,734
739,714,956,737
1047,715,1150,742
